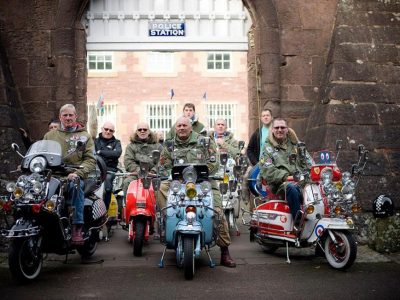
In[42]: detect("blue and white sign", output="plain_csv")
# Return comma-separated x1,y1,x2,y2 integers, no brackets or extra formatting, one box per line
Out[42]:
149,21,185,37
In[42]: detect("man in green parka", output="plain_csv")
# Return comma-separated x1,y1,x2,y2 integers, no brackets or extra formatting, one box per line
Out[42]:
208,118,240,157
158,116,236,268
259,118,311,222
43,104,96,244
122,122,163,197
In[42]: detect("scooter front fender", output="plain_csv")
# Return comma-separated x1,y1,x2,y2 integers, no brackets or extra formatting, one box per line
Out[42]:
307,217,354,243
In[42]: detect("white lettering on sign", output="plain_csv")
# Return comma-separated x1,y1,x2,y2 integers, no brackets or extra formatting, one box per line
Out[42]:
148,21,185,36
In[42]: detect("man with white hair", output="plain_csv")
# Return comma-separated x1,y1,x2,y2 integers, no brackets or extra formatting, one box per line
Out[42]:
94,121,122,209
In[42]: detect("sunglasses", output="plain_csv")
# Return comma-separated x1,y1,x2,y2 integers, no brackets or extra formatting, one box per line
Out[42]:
137,128,148,132
103,128,115,133
273,126,287,130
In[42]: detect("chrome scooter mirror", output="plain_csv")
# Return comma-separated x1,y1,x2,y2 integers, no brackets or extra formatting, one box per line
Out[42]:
165,140,174,152
219,182,228,195
11,143,24,158
289,153,297,165
335,140,343,151
219,152,228,166
152,178,161,191
152,150,160,165
238,141,245,150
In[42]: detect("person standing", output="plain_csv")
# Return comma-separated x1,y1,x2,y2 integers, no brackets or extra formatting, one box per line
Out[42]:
43,104,96,245
159,116,236,267
165,103,206,141
94,121,122,210
246,108,273,166
208,118,240,157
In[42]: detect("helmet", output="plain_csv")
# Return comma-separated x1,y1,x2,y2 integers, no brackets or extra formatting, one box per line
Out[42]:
373,195,394,218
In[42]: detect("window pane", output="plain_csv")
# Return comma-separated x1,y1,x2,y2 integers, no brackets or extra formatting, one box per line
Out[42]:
97,62,104,69
207,53,214,60
105,62,112,69
207,62,214,69
215,54,222,60
224,62,230,69
223,53,230,60
89,62,96,69
216,62,222,69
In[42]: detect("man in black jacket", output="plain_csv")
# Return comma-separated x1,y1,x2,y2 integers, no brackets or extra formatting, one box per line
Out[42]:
94,121,122,209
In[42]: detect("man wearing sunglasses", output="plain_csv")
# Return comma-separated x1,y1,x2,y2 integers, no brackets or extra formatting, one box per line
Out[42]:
259,118,311,227
122,122,163,201
94,122,122,210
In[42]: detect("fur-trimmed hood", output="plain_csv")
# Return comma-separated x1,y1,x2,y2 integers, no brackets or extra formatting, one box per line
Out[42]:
268,127,299,147
130,130,159,144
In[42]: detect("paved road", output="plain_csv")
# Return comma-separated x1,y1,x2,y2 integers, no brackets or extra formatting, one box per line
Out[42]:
0,224,399,299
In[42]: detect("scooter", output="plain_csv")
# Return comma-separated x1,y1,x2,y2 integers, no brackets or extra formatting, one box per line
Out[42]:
218,141,248,235
115,150,161,256
158,137,225,280
1,140,108,282
243,140,367,270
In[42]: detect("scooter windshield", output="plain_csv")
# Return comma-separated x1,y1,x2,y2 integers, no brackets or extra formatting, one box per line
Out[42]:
21,140,63,169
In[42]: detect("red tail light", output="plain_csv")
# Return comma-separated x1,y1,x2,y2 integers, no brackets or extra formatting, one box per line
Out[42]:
32,204,42,214
185,206,196,214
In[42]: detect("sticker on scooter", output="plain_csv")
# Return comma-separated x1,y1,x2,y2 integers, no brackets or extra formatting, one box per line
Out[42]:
319,151,331,163
315,224,324,237
280,215,287,223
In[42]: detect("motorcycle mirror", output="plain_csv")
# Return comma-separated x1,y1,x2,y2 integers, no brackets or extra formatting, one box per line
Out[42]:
358,144,365,156
152,150,161,164
140,161,150,174
219,152,228,166
238,140,245,150
335,140,343,151
165,140,174,152
219,182,228,195
289,153,297,165
297,142,306,159
363,150,369,161
229,180,237,192
76,140,86,151
142,177,151,189
11,143,20,152
233,165,241,178
152,178,161,191
351,164,358,175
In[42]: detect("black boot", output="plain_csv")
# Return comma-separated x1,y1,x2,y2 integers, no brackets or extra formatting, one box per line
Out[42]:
220,246,236,268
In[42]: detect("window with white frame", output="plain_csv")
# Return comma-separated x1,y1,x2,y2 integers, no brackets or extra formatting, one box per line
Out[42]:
207,52,231,70
87,103,118,134
206,103,236,133
146,103,177,138
146,52,174,73
87,52,113,71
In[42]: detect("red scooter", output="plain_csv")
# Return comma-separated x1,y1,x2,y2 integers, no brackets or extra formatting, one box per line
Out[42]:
122,151,161,256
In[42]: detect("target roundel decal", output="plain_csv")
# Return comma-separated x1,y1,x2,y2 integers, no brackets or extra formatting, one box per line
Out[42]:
315,225,324,237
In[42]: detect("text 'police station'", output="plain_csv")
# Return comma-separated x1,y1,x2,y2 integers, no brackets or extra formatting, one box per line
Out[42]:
149,22,185,36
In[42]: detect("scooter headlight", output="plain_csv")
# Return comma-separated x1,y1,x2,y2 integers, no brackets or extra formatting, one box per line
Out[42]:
44,199,56,211
171,180,181,194
200,181,211,194
29,156,47,173
6,182,16,193
32,182,43,194
186,182,197,199
13,187,24,199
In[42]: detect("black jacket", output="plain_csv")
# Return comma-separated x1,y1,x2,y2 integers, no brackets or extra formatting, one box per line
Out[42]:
246,128,262,166
94,133,122,171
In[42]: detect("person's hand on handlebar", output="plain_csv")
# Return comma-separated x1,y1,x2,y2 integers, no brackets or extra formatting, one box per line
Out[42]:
67,173,79,181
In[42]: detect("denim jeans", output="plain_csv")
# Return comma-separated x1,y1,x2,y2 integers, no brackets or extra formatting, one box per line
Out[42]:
285,183,302,220
68,180,85,225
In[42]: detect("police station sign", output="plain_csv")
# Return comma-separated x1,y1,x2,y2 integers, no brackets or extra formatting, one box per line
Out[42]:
148,21,185,37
